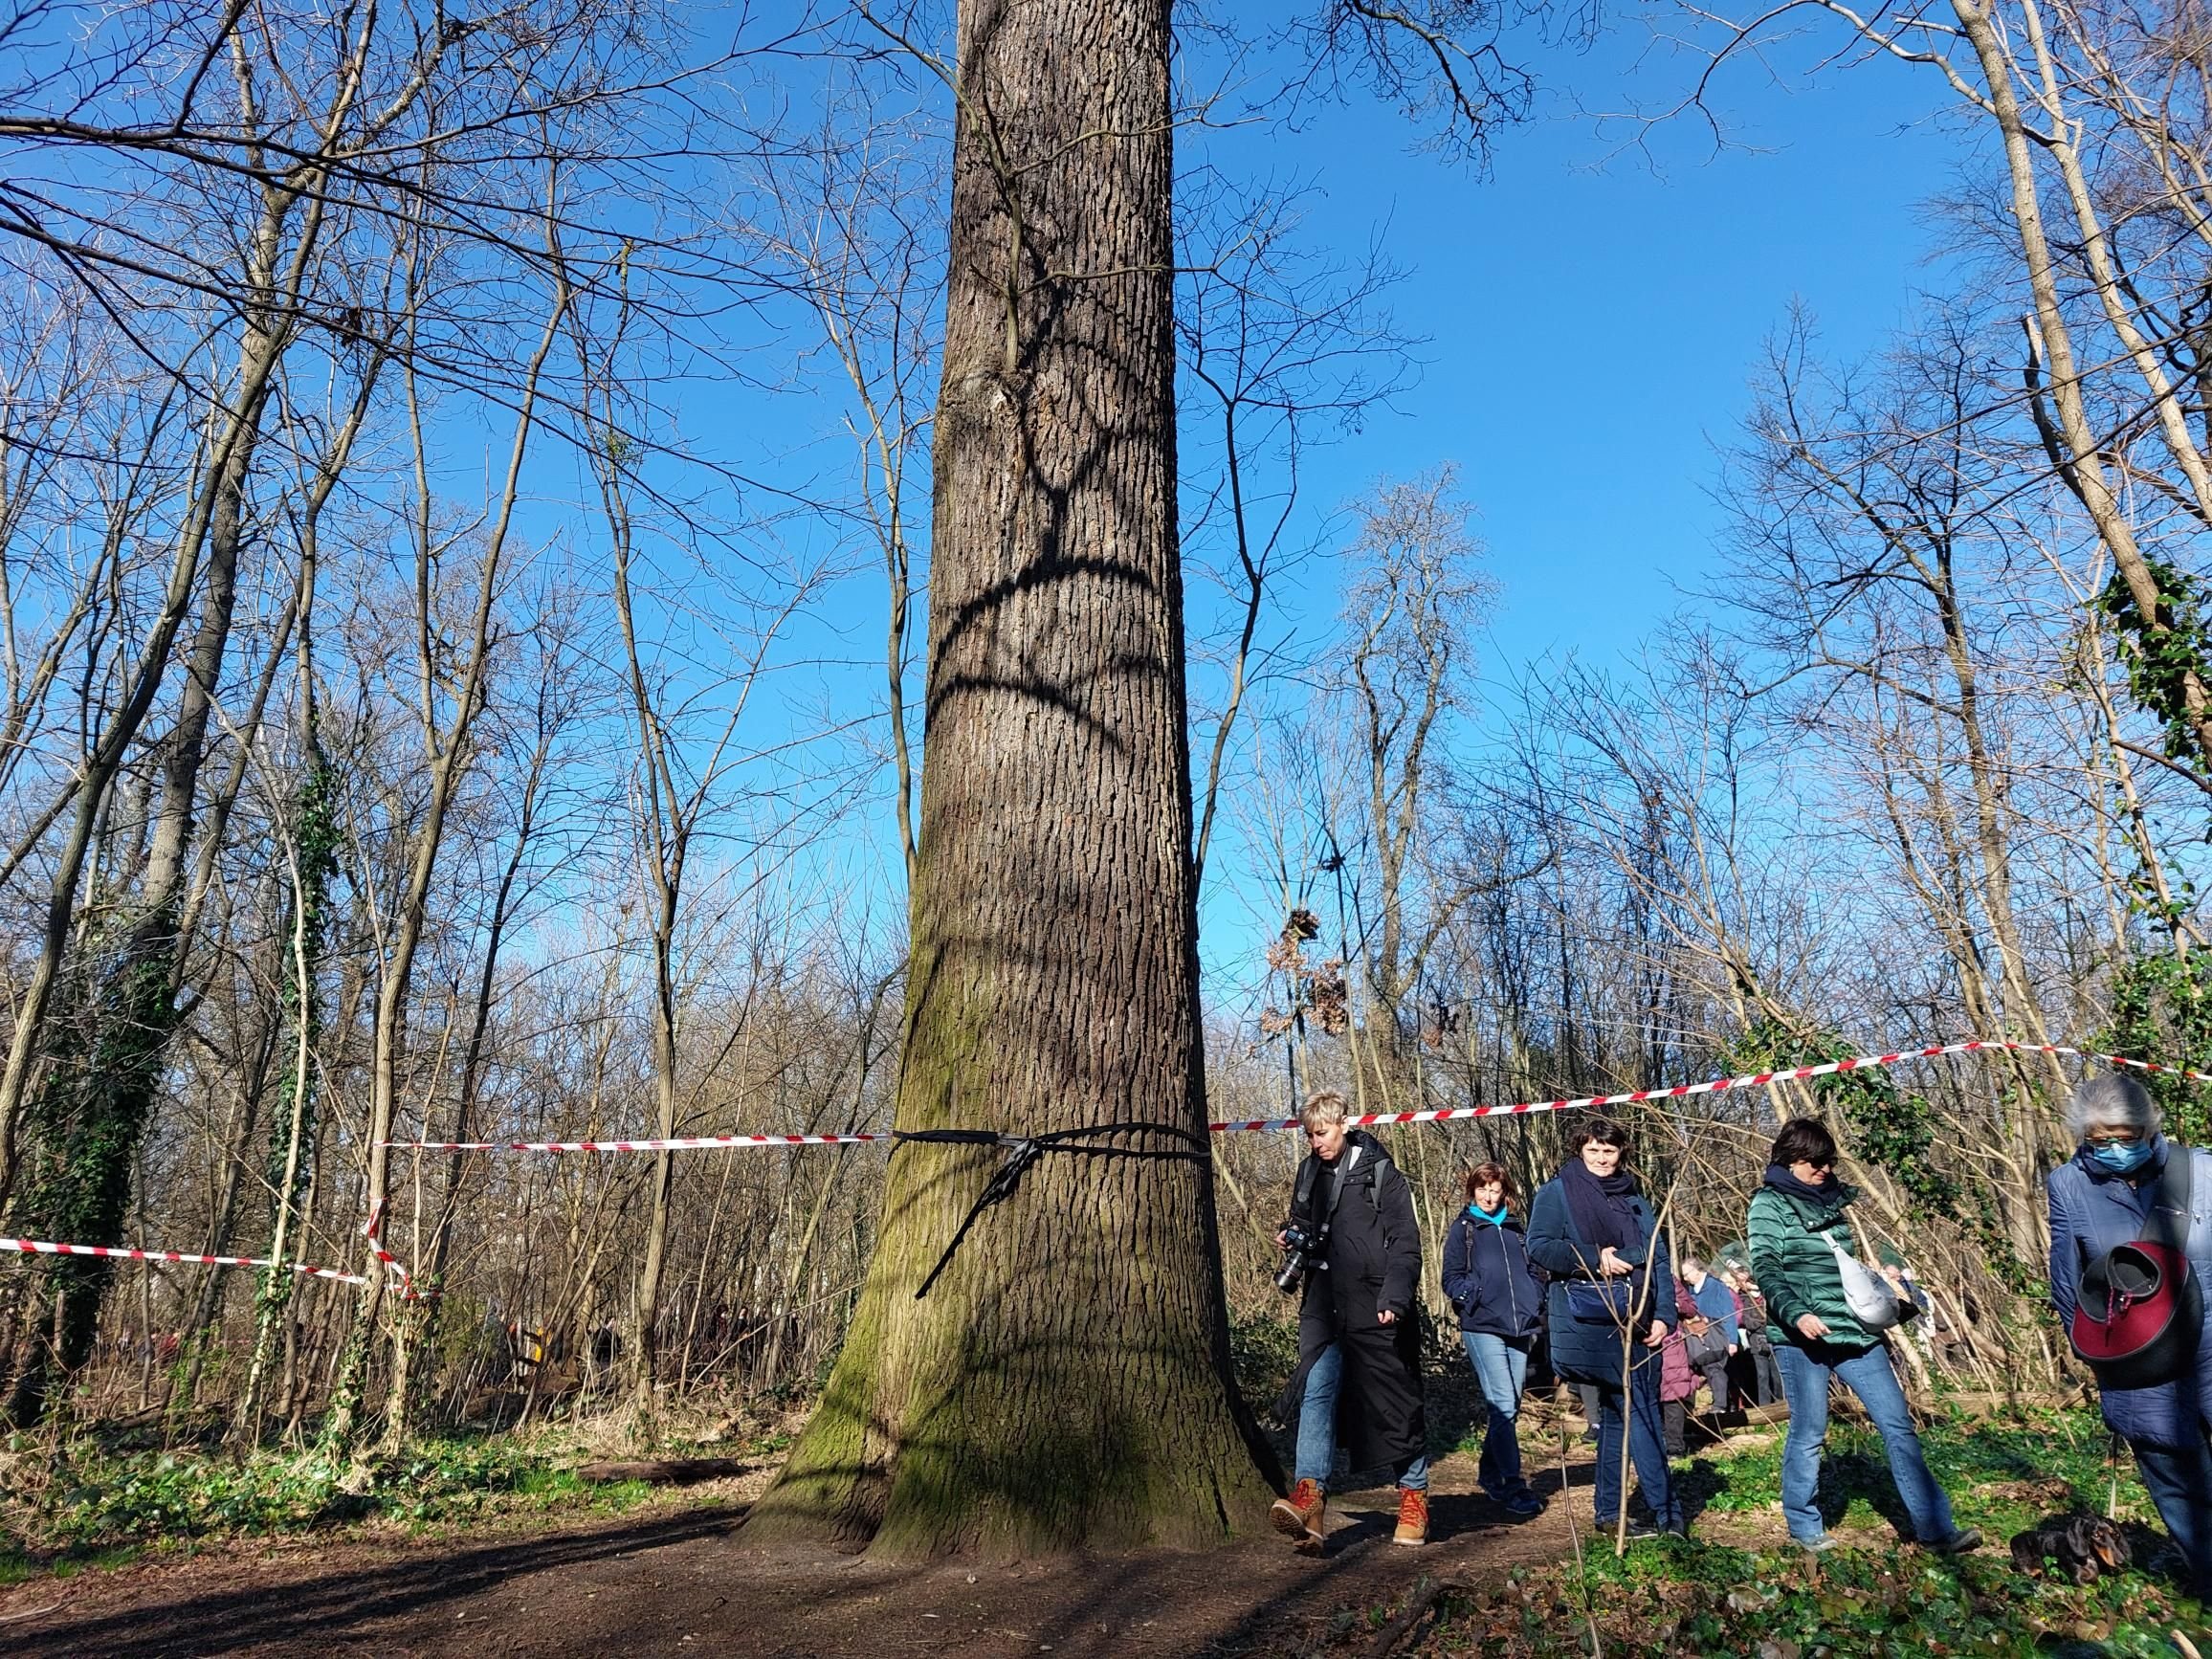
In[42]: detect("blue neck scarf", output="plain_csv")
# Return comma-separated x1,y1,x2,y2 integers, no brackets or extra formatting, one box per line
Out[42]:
1469,1203,1508,1227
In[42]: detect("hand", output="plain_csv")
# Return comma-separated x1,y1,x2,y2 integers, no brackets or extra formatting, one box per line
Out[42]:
1274,1229,1288,1250
1727,1342,1739,1357
1796,1314,1830,1339
1597,1246,1633,1277
1643,1319,1668,1347
1378,1309,1398,1326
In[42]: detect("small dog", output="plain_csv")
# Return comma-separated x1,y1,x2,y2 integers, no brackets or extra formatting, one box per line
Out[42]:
2009,1514,2132,1583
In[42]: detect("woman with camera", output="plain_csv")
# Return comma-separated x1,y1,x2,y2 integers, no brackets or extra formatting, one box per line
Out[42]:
1270,1090,1430,1553
1441,1161,1546,1518
1527,1117,1686,1538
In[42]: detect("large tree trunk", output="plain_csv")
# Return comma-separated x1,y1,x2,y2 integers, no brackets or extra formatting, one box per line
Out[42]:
754,0,1275,1557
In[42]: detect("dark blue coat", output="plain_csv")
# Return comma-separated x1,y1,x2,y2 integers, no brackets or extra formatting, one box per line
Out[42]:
2047,1139,2212,1449
1685,1273,1740,1347
1526,1172,1676,1383
1441,1208,1544,1342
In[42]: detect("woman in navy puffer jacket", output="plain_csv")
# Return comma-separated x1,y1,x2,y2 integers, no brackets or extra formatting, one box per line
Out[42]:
1441,1161,1547,1516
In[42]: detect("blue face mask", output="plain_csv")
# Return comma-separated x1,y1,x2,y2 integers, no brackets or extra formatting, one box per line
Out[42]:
2090,1139,2154,1174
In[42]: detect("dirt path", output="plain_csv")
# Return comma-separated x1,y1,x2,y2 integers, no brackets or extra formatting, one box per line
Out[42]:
0,1446,1652,1659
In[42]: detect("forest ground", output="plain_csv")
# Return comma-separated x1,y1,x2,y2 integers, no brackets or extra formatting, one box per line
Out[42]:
5,1393,2209,1657
0,1430,1640,1658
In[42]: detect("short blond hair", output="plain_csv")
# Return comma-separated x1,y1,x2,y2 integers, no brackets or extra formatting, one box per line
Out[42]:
1300,1090,1350,1131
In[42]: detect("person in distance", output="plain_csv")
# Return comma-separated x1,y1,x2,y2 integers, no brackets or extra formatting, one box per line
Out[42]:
1269,1091,1431,1553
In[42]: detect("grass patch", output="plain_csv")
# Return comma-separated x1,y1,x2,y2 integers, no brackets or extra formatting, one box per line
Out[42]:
0,1432,684,1572
1403,1405,2210,1657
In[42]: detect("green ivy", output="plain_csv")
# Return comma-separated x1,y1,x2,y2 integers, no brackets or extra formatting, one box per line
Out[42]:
252,752,341,1331
2093,950,2212,1147
2094,557,2212,773
5,918,183,1424
1724,1022,1962,1220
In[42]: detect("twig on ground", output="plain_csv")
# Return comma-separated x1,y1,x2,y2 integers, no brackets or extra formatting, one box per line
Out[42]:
1366,1572,1468,1659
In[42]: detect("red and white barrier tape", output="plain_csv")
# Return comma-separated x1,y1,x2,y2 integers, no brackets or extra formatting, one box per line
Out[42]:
2,1202,425,1298
0,1237,367,1285
364,1201,419,1300
1210,1037,2212,1132
378,1036,2212,1153
389,1130,890,1153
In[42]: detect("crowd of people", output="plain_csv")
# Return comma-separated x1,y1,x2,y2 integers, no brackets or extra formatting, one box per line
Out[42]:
1265,1077,2212,1595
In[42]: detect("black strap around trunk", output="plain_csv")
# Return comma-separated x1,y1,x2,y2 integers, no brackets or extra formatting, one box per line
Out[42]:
894,1121,1207,1299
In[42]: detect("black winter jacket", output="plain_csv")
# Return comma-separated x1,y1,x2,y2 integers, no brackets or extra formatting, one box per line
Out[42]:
1440,1208,1544,1342
1272,1129,1427,1472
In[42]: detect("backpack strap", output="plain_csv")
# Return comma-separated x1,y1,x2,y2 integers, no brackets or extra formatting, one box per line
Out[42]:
2148,1144,2195,1253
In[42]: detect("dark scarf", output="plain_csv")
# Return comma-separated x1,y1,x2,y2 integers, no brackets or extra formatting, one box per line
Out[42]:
1558,1157,1642,1254
1762,1162,1846,1211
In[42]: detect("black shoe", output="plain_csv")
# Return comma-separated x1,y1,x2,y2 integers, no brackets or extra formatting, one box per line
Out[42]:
1927,1528,1981,1557
1603,1516,1661,1540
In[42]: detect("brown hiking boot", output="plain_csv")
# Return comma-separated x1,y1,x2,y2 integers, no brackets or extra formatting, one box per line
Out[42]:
1270,1478,1326,1554
1393,1486,1429,1547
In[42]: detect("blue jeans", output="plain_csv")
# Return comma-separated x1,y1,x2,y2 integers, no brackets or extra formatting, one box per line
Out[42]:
1775,1339,1956,1544
2130,1431,2212,1591
1462,1332,1533,1500
1294,1340,1429,1492
1587,1360,1678,1527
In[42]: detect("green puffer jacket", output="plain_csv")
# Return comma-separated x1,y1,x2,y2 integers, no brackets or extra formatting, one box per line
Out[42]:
1745,1180,1880,1353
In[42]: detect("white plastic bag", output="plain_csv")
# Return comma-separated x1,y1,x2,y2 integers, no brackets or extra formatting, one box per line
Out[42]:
1822,1230,1905,1331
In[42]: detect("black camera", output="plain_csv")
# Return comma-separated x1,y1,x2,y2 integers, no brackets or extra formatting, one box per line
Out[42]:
1275,1221,1327,1294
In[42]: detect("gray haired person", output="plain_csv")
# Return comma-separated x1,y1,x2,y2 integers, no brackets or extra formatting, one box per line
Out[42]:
2046,1073,2212,1594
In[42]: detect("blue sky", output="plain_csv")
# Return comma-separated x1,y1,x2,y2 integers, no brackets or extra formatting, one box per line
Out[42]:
1212,22,1971,669
1157,17,1978,989
483,12,1986,1005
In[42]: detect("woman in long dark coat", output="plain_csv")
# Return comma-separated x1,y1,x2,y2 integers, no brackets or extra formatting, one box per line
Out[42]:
1526,1117,1685,1537
1270,1091,1429,1552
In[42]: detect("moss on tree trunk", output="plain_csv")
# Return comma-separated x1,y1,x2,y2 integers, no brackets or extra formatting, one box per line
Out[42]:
751,0,1278,1557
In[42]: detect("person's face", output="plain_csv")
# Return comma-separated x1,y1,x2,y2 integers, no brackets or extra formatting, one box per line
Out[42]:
1472,1180,1504,1212
1579,1139,1623,1177
1307,1119,1347,1162
2083,1122,2145,1150
1788,1151,1833,1185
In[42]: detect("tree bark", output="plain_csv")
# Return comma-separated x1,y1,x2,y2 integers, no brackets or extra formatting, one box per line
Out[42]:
754,0,1275,1556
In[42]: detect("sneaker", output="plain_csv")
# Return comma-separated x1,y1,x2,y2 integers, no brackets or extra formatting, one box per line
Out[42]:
1270,1478,1326,1555
1607,1516,1662,1540
1796,1532,1837,1554
1392,1487,1429,1547
1927,1527,1982,1557
1497,1491,1546,1519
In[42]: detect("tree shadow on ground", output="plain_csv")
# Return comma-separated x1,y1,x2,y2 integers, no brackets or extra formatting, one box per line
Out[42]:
8,1508,747,1658
8,1477,1594,1659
